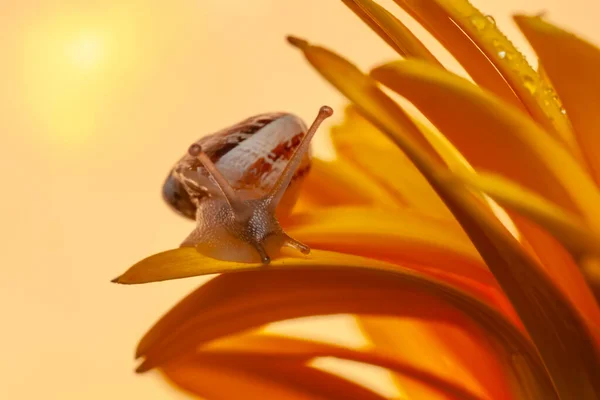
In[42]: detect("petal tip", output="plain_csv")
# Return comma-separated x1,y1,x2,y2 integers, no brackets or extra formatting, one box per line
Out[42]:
135,361,151,374
286,35,309,50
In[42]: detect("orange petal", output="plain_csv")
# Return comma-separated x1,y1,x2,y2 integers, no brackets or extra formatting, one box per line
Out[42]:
341,0,441,65
199,332,496,400
356,317,515,400
515,15,600,185
371,59,600,229
391,0,579,154
291,40,600,397
136,266,555,398
162,353,386,400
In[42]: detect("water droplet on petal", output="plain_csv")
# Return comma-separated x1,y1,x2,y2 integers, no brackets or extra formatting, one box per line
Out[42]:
470,15,487,31
523,75,537,94
486,15,496,25
560,107,567,115
491,39,507,59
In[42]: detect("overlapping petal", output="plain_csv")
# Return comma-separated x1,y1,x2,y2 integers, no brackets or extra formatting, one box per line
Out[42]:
515,15,600,185
341,0,441,65
135,265,556,398
371,59,600,229
162,352,386,400
289,39,600,398
390,0,580,155
190,333,490,400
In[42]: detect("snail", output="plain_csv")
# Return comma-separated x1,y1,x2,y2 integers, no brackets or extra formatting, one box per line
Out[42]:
162,106,333,264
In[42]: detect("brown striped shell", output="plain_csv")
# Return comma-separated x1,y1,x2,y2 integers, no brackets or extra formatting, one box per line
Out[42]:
162,112,311,220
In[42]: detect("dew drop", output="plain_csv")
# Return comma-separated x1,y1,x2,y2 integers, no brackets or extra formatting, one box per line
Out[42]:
491,39,507,59
486,15,496,25
470,15,487,31
560,107,567,115
523,75,537,94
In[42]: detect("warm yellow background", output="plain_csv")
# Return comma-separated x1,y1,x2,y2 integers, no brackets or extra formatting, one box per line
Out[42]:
1,0,598,399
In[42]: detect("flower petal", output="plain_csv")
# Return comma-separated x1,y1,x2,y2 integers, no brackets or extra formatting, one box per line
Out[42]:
449,170,600,321
286,36,445,166
289,40,600,398
356,318,515,400
162,353,386,400
331,106,453,218
390,0,523,112
299,158,401,209
449,171,600,257
113,248,386,285
115,243,517,328
341,0,441,65
137,266,556,398
515,15,600,185
197,333,496,400
391,0,579,153
371,59,600,229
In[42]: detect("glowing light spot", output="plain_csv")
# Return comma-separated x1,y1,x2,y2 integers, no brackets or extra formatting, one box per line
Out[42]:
68,34,104,70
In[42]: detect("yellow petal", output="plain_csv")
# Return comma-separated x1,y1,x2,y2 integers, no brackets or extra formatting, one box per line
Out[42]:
390,0,523,112
300,158,401,209
371,59,600,229
200,332,501,400
162,353,386,400
290,40,600,398
515,15,600,185
391,0,579,153
136,266,555,398
115,242,516,327
450,171,600,257
114,248,385,285
287,35,445,168
341,0,441,65
331,106,453,218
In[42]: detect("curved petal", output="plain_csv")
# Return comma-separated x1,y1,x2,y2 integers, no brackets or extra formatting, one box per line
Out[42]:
114,245,517,328
136,266,556,398
289,41,600,398
371,59,600,229
515,15,600,185
391,0,579,154
342,0,442,65
162,353,386,400
200,333,488,400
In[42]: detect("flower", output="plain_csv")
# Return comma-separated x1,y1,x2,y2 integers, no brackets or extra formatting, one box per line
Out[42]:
113,0,600,398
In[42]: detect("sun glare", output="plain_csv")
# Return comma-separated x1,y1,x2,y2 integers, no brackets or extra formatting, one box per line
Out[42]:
68,33,104,70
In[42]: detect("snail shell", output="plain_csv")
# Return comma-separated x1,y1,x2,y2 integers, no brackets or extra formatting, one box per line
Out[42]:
162,112,311,220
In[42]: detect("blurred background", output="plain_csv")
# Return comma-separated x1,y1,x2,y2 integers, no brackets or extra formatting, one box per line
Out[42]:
0,0,598,398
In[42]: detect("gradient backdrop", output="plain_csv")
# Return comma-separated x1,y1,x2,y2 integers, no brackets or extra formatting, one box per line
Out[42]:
1,0,598,398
